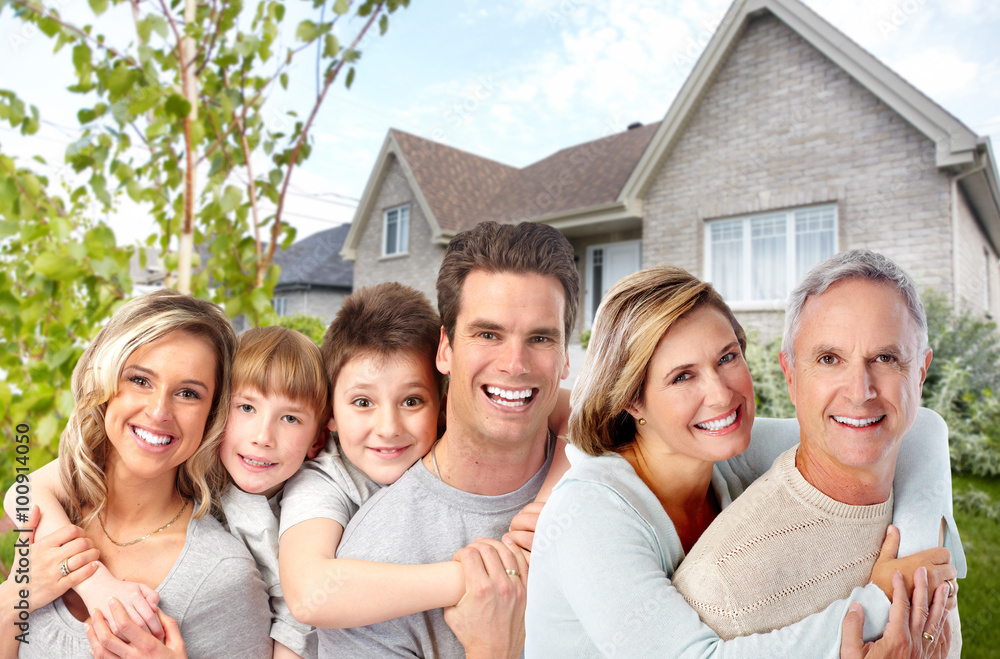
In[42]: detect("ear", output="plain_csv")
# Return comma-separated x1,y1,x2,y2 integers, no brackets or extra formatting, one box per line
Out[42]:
778,350,796,406
436,326,452,375
307,425,328,460
326,414,337,434
560,347,570,381
918,348,933,388
625,400,645,424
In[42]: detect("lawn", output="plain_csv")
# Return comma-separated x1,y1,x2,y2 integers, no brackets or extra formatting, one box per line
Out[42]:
951,474,1000,659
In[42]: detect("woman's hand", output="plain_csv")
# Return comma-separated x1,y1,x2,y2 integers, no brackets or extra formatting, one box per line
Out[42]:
869,525,956,602
76,565,164,641
25,506,100,613
505,501,545,557
841,568,950,659
86,597,188,659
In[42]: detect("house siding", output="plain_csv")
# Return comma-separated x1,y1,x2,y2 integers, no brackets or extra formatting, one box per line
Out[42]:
641,13,954,340
954,185,1000,318
354,157,444,304
278,289,350,325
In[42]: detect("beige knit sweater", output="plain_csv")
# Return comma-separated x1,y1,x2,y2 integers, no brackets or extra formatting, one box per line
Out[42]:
672,447,893,640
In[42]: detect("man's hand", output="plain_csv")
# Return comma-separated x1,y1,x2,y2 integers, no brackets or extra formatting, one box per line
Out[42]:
444,537,529,659
86,597,188,659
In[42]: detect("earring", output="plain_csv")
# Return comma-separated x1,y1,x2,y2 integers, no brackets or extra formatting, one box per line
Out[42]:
637,418,646,426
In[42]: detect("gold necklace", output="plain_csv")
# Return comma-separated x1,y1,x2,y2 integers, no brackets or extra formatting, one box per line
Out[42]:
98,498,189,547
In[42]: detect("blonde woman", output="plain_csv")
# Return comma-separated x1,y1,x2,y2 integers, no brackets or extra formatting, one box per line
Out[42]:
0,290,270,658
525,266,956,658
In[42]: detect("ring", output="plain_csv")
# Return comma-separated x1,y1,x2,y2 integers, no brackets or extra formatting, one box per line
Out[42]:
922,632,934,642
946,579,957,597
505,569,520,577
59,559,70,577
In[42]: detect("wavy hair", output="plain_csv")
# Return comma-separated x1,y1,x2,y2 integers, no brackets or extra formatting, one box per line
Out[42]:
59,290,236,525
569,266,746,456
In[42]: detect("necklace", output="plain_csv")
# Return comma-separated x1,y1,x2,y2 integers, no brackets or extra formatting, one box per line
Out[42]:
431,441,443,481
98,498,189,547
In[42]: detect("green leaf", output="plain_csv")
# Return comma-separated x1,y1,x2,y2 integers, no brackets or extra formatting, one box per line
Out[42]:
280,72,289,90
345,66,355,89
323,34,340,58
296,20,320,43
165,94,192,119
379,14,389,36
88,0,109,16
33,252,78,280
73,43,92,71
333,0,350,14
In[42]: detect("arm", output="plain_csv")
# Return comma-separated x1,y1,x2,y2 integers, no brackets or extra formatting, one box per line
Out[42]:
3,460,163,640
279,517,466,628
527,481,896,658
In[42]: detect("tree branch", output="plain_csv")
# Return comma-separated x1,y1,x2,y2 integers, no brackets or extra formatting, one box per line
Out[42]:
11,0,142,70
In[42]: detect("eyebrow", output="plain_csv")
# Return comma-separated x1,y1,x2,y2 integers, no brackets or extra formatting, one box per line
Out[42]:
125,365,210,391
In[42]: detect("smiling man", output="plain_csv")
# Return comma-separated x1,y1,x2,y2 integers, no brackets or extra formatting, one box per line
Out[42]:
672,250,961,654
322,221,579,658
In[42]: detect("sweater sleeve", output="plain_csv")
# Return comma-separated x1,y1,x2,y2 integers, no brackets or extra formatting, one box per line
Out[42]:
528,480,892,659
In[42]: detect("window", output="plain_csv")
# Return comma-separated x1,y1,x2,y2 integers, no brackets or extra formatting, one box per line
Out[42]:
383,205,410,256
705,205,836,304
272,297,287,317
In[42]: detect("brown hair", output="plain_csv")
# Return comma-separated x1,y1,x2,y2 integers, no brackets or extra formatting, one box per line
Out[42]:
321,282,442,395
569,266,746,456
60,289,236,524
436,221,580,342
232,326,331,429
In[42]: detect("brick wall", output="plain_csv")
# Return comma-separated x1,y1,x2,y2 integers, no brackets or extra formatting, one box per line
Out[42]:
353,157,445,305
282,288,350,325
641,13,954,340
954,186,1000,318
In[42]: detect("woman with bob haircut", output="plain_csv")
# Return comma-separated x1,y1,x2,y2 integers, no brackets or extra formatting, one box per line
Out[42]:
0,289,270,658
525,265,955,658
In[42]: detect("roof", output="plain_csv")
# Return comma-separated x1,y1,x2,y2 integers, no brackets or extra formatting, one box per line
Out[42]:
273,223,353,290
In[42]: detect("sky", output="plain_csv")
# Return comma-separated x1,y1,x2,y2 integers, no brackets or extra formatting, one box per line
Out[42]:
1,0,999,246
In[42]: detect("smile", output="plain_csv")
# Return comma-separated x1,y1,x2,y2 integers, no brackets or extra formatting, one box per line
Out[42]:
484,386,535,408
240,454,276,468
368,446,410,459
695,408,739,432
132,425,174,447
832,415,885,428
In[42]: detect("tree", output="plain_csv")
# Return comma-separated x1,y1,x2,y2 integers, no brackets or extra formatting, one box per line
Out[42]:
0,0,410,533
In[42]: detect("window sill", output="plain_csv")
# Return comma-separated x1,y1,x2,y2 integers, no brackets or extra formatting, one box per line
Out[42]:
727,300,786,313
378,252,410,262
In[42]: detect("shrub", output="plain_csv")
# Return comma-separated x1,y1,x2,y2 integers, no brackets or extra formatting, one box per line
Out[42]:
272,313,327,345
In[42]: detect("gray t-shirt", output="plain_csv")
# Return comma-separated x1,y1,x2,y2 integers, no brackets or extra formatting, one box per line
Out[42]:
222,485,317,658
321,435,555,658
19,514,271,658
279,441,383,537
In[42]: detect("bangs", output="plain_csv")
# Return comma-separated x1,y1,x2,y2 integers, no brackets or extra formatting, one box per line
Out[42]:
232,327,330,420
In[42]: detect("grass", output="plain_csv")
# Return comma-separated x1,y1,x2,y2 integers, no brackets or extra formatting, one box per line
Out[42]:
951,474,1000,659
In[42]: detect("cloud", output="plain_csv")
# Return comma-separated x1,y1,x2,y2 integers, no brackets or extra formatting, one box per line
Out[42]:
893,48,979,99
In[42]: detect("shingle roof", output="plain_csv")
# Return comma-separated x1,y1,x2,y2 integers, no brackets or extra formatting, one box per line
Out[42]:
273,223,353,289
390,122,660,233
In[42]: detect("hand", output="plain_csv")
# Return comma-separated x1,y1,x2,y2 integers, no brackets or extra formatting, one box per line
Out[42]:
841,568,951,659
25,505,100,613
85,597,188,659
869,525,956,600
444,537,529,659
76,564,164,641
506,501,545,556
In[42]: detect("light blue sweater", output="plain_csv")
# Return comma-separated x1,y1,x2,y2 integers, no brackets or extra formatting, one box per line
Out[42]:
525,408,964,658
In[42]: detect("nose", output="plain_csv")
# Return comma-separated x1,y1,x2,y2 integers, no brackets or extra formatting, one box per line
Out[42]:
375,406,402,439
148,389,174,423
250,418,276,448
498,340,529,376
844,361,876,404
703,369,733,408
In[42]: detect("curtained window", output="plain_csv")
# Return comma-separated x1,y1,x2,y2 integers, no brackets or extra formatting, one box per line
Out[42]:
383,205,410,256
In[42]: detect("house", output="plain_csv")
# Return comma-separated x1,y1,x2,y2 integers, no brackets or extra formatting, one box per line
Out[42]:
340,0,1000,341
270,223,353,323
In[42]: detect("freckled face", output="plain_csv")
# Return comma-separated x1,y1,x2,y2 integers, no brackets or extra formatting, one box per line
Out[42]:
104,331,218,486
780,279,931,476
629,306,754,464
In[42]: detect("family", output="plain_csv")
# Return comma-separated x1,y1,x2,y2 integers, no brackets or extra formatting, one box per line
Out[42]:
0,220,964,658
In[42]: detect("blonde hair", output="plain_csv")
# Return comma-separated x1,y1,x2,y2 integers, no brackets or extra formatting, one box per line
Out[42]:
232,326,331,433
569,266,746,456
59,290,236,525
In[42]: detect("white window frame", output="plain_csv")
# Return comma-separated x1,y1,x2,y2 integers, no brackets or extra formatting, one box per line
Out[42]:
272,297,287,317
383,204,410,256
704,204,838,309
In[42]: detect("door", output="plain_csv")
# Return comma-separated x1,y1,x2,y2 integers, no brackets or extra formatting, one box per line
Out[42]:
586,240,641,326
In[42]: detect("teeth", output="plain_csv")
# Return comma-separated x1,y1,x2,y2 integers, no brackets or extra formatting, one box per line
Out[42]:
485,386,533,404
832,415,884,428
134,426,172,446
242,456,275,467
696,409,738,431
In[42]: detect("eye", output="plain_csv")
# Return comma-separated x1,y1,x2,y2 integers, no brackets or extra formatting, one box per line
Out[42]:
129,375,150,387
719,352,737,365
352,397,372,408
672,372,692,384
479,331,497,340
530,336,551,344
819,355,838,365
874,354,897,364
281,415,300,424
402,396,423,408
237,403,255,414
178,389,202,400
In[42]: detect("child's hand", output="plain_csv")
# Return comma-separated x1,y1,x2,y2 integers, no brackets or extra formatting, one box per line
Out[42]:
76,567,164,642
505,501,545,556
86,598,187,659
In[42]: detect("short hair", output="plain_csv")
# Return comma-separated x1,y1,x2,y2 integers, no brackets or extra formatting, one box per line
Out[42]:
781,249,928,363
570,266,746,456
436,221,580,342
321,282,442,395
59,289,236,525
232,326,330,427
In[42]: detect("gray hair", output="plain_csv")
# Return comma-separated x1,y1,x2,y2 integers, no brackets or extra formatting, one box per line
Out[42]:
781,249,928,363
